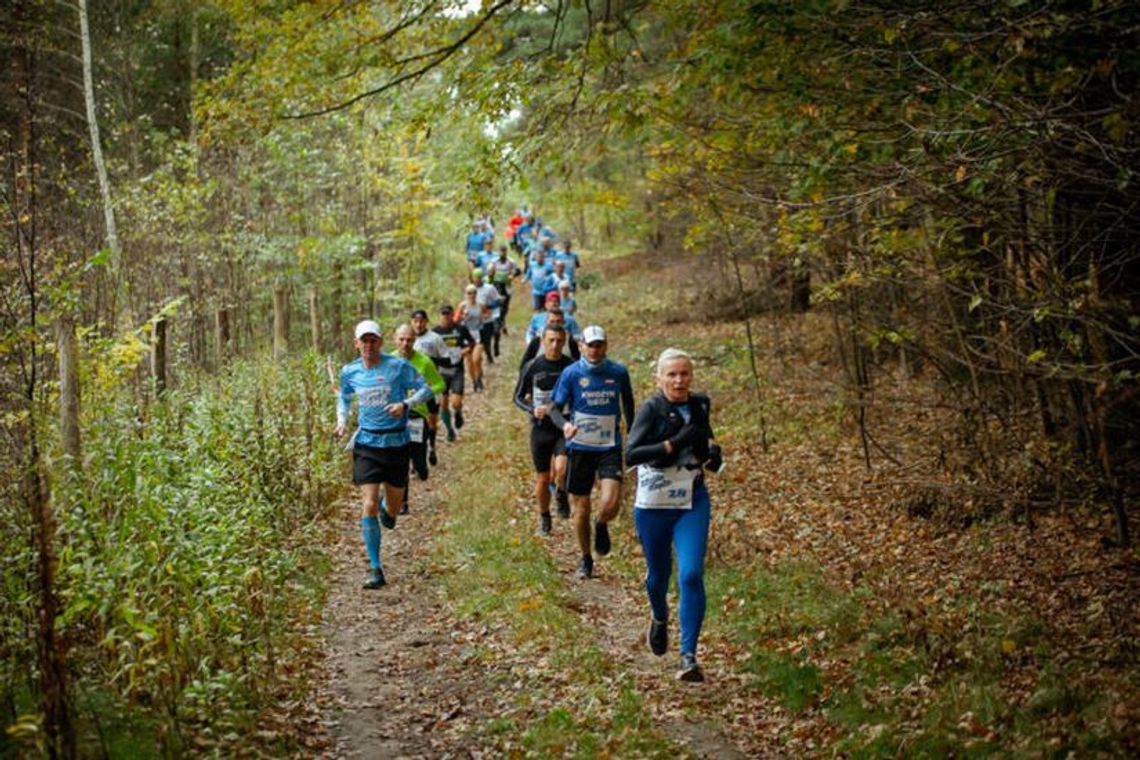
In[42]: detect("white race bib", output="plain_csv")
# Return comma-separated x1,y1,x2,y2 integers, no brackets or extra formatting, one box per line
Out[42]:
572,412,616,447
533,385,552,410
635,464,697,510
407,417,425,443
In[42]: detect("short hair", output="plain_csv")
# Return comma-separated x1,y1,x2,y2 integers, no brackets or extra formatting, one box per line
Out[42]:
546,307,565,320
394,323,414,339
655,347,693,376
542,324,566,338
410,309,428,320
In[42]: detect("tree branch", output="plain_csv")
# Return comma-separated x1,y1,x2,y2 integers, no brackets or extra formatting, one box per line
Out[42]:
282,0,518,120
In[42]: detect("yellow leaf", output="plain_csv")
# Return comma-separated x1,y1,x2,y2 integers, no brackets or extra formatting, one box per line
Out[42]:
1001,638,1016,653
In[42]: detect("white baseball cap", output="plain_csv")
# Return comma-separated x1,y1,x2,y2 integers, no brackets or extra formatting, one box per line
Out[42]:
582,325,606,344
354,319,382,339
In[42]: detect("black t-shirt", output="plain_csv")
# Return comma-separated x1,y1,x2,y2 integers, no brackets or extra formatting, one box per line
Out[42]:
431,324,476,369
514,354,574,430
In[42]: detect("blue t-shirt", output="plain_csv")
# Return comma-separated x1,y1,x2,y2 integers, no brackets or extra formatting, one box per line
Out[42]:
465,230,487,253
338,354,432,448
526,313,581,343
554,252,578,286
551,358,635,452
526,263,557,296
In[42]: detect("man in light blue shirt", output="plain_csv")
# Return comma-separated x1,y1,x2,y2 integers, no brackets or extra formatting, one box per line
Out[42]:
336,320,434,589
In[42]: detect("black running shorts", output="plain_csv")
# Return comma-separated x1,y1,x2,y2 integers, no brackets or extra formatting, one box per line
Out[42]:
566,447,623,495
440,365,465,395
353,442,410,487
530,424,567,473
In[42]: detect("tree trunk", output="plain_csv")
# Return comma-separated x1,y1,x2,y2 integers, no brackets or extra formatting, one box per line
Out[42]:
56,317,81,465
308,287,322,355
215,306,231,362
12,19,76,755
273,284,289,358
78,0,122,279
152,317,167,396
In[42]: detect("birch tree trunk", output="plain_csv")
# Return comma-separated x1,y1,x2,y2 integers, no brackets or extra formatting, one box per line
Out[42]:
78,0,122,275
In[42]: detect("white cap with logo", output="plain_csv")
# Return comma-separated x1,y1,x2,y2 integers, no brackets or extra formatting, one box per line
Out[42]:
582,325,606,344
354,319,382,339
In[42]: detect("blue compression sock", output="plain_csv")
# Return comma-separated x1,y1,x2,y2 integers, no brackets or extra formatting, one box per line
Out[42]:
361,515,381,570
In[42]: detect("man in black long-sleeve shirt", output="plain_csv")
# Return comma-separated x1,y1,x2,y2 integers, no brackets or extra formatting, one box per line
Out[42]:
514,325,575,535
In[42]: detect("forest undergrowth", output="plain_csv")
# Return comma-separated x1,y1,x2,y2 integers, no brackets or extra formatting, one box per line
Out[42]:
586,250,1140,756
1,355,344,757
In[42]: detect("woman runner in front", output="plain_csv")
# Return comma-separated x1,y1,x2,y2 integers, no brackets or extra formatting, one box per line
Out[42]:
625,348,723,681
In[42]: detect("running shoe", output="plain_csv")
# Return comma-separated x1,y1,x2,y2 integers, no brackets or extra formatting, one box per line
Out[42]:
399,502,409,516
575,555,594,579
538,512,552,536
647,618,668,656
428,447,438,466
594,521,611,556
676,653,705,682
455,410,465,429
447,428,457,442
379,509,396,530
363,568,386,589
555,489,571,519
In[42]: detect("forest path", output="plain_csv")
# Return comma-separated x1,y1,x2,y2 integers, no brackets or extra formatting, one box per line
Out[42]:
311,321,767,757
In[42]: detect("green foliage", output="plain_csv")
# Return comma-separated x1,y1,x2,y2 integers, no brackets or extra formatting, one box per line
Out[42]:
1,354,342,755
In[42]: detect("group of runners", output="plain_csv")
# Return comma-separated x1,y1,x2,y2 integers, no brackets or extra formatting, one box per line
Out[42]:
335,210,723,682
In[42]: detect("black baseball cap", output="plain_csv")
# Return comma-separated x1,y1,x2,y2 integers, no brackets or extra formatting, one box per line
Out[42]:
410,308,428,319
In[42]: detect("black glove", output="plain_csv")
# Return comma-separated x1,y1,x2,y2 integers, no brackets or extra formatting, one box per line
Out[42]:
668,423,701,451
705,443,723,473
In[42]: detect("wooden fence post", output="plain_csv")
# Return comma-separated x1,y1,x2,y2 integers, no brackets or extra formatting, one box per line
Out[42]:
56,317,81,465
273,284,289,358
308,288,322,355
153,317,167,397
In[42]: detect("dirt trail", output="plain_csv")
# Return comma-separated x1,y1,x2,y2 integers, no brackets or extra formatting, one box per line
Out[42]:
311,340,766,757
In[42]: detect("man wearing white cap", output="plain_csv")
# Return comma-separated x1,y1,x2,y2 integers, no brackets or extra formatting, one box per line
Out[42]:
336,319,434,589
547,325,636,579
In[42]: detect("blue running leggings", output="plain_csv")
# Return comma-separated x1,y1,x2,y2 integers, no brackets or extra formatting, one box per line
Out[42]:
633,482,710,656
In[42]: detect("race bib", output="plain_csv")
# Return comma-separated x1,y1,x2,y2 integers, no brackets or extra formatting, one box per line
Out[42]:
572,412,616,447
407,417,425,443
635,464,696,510
532,385,552,410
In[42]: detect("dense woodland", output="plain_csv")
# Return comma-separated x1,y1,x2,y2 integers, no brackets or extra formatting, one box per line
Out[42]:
2,1,1137,756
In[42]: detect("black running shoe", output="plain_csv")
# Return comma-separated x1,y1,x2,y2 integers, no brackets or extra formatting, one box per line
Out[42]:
594,521,611,556
575,555,594,579
676,653,705,682
556,489,571,519
647,618,668,656
363,568,386,589
538,512,552,536
379,510,396,530
428,447,438,466
399,502,409,516
455,410,465,429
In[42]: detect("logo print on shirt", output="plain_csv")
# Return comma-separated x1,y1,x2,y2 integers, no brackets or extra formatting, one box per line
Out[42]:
579,377,590,388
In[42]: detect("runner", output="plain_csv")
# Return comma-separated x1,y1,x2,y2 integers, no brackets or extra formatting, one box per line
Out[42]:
455,284,488,391
547,325,636,579
393,323,446,514
411,309,446,464
555,238,580,288
557,279,576,316
524,247,557,312
464,220,488,271
518,307,580,368
473,268,503,361
526,293,581,344
487,245,521,343
514,325,575,534
430,304,476,441
335,320,433,589
625,348,723,682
